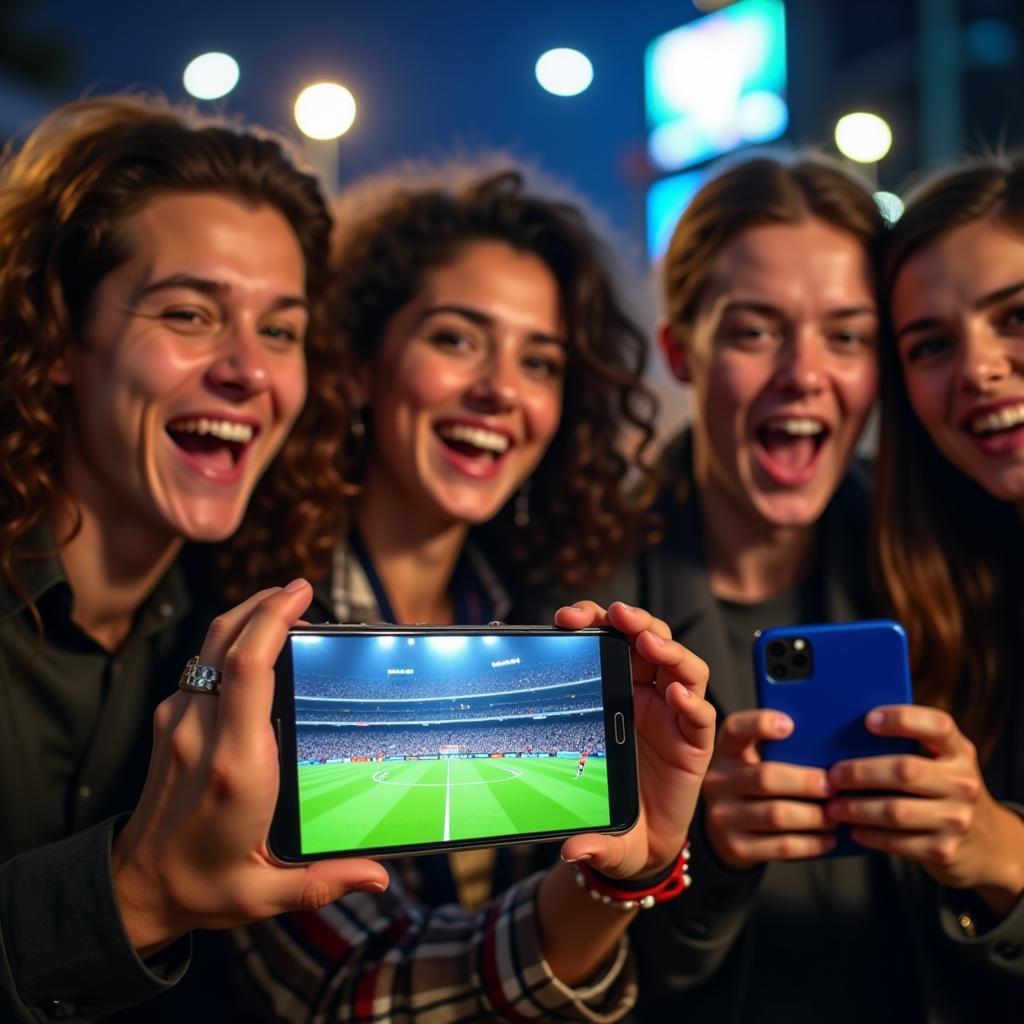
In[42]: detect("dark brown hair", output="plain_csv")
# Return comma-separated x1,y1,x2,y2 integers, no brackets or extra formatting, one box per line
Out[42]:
0,94,344,612
321,162,657,589
875,154,1024,756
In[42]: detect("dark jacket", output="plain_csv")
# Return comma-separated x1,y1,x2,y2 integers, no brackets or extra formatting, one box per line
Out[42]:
621,439,1024,1023
0,534,223,1023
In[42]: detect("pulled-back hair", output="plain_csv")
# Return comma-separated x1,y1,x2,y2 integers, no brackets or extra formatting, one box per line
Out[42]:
875,154,1024,756
663,153,884,342
287,161,656,589
0,94,344,610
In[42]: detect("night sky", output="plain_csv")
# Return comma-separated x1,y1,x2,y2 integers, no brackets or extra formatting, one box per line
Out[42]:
23,1,709,261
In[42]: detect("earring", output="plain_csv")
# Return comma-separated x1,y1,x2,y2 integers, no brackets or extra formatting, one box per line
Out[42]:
344,404,368,486
513,481,531,528
350,404,367,439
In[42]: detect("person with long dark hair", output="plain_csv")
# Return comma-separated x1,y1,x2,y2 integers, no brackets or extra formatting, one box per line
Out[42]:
842,153,1024,1017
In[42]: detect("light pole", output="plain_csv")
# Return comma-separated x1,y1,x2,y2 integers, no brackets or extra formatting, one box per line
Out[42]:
834,111,893,190
293,82,357,196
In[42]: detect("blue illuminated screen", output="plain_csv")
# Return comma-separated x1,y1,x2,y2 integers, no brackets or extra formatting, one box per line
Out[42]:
645,0,788,174
289,632,611,855
646,168,710,262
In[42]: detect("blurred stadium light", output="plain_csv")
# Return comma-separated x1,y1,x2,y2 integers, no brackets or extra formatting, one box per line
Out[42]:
535,48,594,97
294,82,356,140
834,111,892,163
182,52,239,101
294,81,357,197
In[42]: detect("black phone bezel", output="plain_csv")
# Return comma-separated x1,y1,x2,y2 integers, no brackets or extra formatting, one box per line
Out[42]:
269,624,638,863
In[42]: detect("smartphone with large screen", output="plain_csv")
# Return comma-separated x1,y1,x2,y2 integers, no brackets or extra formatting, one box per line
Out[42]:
754,619,916,855
269,624,639,863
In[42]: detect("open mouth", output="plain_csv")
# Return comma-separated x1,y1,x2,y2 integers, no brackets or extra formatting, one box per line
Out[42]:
435,421,513,466
966,403,1024,440
755,417,830,479
166,416,257,475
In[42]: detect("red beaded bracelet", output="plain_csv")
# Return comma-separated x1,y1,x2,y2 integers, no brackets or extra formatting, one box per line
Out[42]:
572,843,691,910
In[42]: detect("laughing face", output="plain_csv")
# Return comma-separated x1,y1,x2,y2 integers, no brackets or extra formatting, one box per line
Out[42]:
891,216,1024,507
667,217,878,527
356,240,566,530
55,191,309,545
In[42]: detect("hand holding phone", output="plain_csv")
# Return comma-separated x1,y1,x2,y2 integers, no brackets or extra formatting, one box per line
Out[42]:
112,582,389,957
556,601,716,882
702,708,837,870
825,704,1024,905
753,619,915,857
270,618,641,862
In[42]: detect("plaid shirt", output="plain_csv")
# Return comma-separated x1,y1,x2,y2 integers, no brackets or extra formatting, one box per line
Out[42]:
231,538,636,1022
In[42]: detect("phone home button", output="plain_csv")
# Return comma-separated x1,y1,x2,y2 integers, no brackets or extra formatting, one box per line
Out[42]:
613,712,626,745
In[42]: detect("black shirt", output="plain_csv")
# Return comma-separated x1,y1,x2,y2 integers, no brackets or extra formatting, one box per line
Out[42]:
0,543,199,862
0,531,213,1022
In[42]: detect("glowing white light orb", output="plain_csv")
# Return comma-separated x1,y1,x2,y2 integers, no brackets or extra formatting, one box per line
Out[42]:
183,52,240,101
873,191,905,224
294,82,357,140
427,636,468,654
535,48,593,97
834,112,893,163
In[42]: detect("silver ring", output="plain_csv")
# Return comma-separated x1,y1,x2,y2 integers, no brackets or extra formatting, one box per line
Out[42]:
178,656,222,695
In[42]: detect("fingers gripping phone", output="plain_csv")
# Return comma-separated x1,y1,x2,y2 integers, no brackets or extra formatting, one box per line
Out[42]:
754,619,915,855
270,625,639,863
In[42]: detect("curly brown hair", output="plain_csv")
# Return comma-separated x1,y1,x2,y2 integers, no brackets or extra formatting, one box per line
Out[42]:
0,94,344,613
265,161,656,590
875,154,1024,757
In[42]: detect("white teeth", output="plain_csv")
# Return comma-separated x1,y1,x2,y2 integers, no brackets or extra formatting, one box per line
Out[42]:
170,418,254,444
762,418,825,437
437,423,511,454
970,403,1024,435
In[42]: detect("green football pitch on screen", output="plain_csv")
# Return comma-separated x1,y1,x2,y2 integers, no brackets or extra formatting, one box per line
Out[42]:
299,756,610,855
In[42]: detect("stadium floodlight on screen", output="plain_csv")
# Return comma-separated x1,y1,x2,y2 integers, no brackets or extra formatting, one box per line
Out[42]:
644,0,788,175
289,632,612,855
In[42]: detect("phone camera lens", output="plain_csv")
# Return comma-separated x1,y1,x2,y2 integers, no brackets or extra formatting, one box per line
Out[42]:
792,652,808,669
770,663,788,679
768,641,786,658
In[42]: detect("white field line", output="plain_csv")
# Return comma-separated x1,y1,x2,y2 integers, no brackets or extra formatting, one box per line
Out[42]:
443,757,452,841
371,765,522,788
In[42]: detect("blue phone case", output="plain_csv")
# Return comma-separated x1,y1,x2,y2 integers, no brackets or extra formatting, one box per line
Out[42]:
754,619,915,855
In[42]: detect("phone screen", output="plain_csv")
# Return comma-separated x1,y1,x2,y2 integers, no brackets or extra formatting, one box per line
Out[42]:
271,627,636,861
